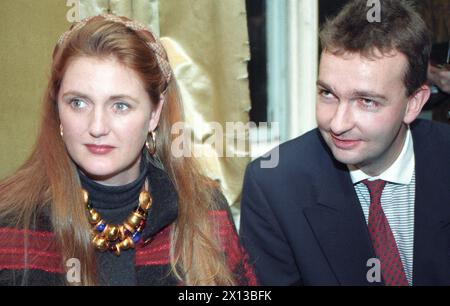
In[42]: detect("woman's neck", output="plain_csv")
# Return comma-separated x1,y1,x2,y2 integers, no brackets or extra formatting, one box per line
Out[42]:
80,154,142,186
78,157,148,209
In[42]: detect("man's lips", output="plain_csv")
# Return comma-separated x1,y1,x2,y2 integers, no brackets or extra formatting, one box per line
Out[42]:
330,134,362,149
84,144,115,155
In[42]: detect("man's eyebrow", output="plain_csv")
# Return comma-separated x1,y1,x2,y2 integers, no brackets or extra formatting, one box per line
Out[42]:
316,81,388,102
316,80,334,92
350,90,388,102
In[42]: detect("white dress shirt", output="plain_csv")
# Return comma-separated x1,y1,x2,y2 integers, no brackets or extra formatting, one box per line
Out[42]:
349,128,415,285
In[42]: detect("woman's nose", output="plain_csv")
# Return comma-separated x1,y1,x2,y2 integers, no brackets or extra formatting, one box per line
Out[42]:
88,108,110,138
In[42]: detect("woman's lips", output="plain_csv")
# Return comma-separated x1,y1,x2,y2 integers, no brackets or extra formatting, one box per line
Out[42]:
85,144,115,155
330,134,361,150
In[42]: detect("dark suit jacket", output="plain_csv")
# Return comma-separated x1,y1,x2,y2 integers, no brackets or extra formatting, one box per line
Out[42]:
240,119,450,285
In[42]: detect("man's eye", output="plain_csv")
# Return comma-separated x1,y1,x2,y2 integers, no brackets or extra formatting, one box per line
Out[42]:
360,98,379,108
319,89,334,99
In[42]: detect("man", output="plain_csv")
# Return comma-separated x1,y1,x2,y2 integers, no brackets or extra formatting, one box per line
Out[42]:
240,0,450,286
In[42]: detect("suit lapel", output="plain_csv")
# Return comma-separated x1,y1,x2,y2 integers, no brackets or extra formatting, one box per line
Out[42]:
303,161,381,285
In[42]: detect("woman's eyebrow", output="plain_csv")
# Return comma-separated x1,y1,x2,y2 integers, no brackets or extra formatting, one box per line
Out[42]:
62,91,92,102
62,91,140,103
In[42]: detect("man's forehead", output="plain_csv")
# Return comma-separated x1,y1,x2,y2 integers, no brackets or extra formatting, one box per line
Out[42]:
318,50,409,97
320,48,406,62
319,50,408,78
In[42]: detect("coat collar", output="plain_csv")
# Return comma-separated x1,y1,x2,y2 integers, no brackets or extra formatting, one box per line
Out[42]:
141,157,178,243
302,140,379,285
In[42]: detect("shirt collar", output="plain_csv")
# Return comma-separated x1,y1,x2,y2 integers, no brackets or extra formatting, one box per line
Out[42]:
349,127,415,185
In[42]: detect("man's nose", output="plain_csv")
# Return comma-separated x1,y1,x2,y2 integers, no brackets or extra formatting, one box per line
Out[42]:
329,101,354,135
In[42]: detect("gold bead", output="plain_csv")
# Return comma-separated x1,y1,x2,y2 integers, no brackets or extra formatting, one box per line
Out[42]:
114,244,121,256
82,189,89,204
114,237,134,256
92,235,108,251
121,236,134,250
118,225,127,240
88,209,101,225
127,211,144,228
123,222,136,234
139,191,152,211
104,224,119,241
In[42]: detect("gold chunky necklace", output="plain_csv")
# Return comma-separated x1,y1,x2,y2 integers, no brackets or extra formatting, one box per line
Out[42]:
82,184,152,256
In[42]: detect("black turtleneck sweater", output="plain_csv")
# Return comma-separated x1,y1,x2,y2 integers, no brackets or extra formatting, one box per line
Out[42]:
79,160,147,285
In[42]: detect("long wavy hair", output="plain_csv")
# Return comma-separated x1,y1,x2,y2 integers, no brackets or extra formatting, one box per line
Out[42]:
0,17,235,285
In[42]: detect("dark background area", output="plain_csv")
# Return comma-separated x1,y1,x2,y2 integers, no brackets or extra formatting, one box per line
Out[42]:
245,0,449,125
245,0,349,124
246,0,267,124
319,0,348,25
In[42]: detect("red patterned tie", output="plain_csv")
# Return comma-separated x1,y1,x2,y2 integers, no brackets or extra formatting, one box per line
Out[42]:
362,179,408,286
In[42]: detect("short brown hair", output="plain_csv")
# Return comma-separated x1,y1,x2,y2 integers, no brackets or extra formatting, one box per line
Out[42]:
320,0,431,97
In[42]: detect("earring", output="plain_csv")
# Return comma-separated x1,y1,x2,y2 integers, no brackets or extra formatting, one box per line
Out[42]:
60,124,64,137
146,131,156,156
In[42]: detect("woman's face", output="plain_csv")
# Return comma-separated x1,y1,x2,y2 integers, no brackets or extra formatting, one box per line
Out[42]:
58,56,162,186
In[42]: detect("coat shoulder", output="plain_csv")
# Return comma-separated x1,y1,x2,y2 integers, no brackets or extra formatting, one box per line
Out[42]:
246,128,333,185
412,119,450,147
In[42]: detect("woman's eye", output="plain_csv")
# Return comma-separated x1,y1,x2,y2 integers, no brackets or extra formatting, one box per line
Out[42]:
70,98,87,109
113,102,130,112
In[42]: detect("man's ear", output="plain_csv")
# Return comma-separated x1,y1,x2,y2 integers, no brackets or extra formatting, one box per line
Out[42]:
403,85,430,125
148,94,165,132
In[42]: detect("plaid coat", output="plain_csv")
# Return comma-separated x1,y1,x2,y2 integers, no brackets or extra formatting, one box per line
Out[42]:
0,162,257,286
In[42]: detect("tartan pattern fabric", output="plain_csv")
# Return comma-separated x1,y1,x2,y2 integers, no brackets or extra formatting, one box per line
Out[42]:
0,210,258,285
362,179,408,286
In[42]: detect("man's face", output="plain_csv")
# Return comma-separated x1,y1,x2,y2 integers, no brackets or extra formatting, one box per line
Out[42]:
316,51,418,176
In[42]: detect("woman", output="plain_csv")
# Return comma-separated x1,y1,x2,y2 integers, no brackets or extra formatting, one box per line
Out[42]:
0,14,256,286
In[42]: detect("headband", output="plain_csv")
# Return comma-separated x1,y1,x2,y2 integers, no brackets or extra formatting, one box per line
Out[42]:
57,14,172,87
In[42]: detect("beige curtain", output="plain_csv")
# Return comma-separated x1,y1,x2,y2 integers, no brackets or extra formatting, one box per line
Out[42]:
79,0,161,34
79,0,252,208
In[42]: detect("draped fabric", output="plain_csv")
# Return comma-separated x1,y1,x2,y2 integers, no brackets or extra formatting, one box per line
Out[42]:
79,0,161,35
160,1,251,209
415,0,450,44
78,0,251,208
